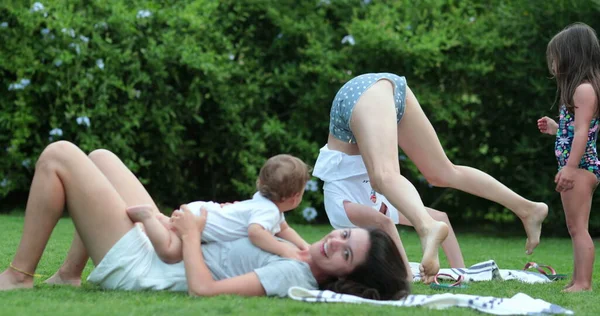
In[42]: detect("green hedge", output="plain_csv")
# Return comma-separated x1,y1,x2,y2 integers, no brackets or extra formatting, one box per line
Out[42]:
1,0,599,234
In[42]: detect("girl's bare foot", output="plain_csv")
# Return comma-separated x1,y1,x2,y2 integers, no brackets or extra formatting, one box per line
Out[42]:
562,283,592,292
126,204,154,223
522,202,548,255
0,269,34,291
419,221,449,284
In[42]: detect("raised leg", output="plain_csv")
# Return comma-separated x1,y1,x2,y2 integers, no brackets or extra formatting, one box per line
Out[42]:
397,86,548,255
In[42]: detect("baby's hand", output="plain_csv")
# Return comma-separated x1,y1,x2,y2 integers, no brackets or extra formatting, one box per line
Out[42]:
281,248,303,261
537,116,558,135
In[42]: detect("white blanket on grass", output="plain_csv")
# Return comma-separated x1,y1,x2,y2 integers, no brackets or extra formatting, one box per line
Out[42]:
288,287,573,315
411,260,553,284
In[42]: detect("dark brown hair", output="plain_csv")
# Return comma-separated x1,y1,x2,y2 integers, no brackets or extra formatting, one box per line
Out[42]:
256,154,311,202
546,22,600,116
320,227,410,300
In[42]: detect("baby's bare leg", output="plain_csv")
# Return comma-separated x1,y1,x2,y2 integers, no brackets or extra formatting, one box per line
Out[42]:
127,205,182,263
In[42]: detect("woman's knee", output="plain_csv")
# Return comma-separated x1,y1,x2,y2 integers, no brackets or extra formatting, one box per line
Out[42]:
422,163,459,188
36,141,79,170
566,221,589,238
88,149,116,162
370,168,401,193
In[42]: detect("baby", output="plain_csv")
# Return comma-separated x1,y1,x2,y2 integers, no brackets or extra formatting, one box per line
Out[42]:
127,154,312,263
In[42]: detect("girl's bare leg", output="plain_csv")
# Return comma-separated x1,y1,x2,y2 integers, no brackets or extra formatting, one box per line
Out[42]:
0,142,134,290
398,86,548,255
561,169,596,292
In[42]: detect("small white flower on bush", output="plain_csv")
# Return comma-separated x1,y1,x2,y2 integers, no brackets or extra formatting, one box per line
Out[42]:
1,22,9,28
76,116,91,127
276,33,283,39
0,178,8,187
96,59,105,70
31,2,45,12
69,43,81,55
228,54,235,60
341,35,355,46
62,28,76,38
137,10,152,19
305,179,318,192
302,207,318,222
41,28,50,35
469,16,476,23
8,78,31,91
49,128,63,137
134,90,141,98
363,0,371,4
78,116,91,126
54,59,62,67
79,35,89,43
22,159,31,168
319,0,331,5
94,22,108,29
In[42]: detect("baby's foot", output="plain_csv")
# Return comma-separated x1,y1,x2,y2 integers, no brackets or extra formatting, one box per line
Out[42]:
126,204,154,223
419,221,449,284
44,272,81,287
522,202,548,255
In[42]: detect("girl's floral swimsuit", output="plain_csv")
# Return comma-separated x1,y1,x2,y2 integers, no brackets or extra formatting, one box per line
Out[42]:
555,105,600,181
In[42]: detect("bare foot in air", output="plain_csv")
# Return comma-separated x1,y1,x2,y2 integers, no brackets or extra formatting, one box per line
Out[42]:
521,202,548,255
0,269,34,291
44,271,81,287
126,204,155,223
419,221,449,284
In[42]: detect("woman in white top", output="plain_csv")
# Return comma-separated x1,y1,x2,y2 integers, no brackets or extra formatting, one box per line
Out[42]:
313,145,465,268
0,141,408,300
325,73,549,282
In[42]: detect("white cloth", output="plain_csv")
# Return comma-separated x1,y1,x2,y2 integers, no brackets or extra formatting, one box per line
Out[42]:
410,260,553,284
186,192,285,243
313,145,399,228
288,287,573,315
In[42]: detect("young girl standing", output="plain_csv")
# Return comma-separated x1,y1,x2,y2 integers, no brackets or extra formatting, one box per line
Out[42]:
537,22,600,292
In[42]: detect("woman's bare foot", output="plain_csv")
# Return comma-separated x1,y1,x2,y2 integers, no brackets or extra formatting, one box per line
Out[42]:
44,271,81,287
0,269,34,291
419,221,449,284
521,202,548,255
126,204,155,223
563,279,574,289
562,283,592,292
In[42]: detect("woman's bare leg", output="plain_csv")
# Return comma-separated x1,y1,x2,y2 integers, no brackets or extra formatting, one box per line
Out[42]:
46,149,168,285
397,86,548,255
343,201,413,281
349,80,448,283
397,207,465,268
0,141,134,290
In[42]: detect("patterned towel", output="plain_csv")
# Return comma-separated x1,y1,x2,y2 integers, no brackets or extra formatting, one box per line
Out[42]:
411,260,553,284
288,287,573,315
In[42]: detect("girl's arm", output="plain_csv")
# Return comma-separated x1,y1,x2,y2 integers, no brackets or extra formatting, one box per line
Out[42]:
172,206,266,297
566,84,597,167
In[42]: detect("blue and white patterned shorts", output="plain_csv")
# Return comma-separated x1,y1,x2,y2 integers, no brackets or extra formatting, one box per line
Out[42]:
329,73,407,143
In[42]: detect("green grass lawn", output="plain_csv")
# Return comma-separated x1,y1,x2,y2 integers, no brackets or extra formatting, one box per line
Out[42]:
0,214,598,315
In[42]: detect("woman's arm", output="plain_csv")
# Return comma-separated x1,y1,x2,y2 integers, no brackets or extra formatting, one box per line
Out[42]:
171,206,266,297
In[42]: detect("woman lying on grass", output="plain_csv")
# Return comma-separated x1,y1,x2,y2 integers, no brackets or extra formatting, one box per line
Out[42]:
0,141,409,300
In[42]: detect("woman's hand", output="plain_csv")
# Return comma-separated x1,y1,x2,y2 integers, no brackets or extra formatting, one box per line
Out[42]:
171,205,207,239
537,116,558,135
555,166,576,192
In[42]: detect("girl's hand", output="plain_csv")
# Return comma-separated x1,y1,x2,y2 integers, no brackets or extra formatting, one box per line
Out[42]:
555,166,576,192
171,205,207,239
537,116,558,135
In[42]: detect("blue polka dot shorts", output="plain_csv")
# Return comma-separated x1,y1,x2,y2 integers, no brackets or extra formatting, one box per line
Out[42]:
329,73,407,144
